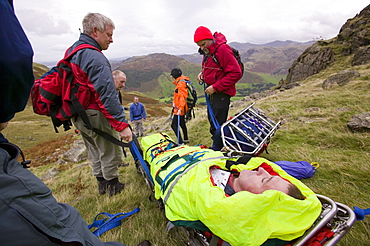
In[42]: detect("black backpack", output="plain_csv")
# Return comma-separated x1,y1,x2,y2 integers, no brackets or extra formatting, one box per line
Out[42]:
184,80,197,122
211,45,244,76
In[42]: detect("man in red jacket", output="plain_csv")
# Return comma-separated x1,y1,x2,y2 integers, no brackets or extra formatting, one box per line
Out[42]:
194,26,242,136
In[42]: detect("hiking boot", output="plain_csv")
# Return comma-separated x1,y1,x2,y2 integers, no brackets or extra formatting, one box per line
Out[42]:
137,240,151,246
98,180,108,195
106,180,125,196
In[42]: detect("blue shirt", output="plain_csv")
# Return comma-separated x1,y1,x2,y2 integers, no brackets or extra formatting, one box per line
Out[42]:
129,102,146,121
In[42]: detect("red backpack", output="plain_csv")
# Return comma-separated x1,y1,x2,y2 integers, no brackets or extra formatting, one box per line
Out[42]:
31,44,100,132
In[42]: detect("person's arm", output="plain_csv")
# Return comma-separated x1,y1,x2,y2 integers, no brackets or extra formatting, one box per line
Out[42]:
77,50,129,132
211,44,242,93
175,81,188,114
129,105,134,122
0,0,34,123
141,103,147,120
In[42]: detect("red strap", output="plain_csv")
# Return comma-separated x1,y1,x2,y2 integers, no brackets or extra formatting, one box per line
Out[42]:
303,227,335,246
60,44,101,63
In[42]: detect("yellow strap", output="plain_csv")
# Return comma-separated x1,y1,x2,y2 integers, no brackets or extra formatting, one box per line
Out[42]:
311,162,320,169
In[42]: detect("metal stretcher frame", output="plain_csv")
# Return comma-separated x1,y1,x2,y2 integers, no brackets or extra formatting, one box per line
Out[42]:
166,194,356,246
221,103,281,156
134,104,356,245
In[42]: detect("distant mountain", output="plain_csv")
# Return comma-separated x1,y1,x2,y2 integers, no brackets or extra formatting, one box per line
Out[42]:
34,40,314,102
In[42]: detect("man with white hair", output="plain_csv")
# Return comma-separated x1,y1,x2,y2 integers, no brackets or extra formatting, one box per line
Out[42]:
70,13,132,196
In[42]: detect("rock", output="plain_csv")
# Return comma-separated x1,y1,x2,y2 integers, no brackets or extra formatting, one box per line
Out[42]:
59,140,87,163
41,168,60,181
305,107,321,113
284,43,335,85
347,112,370,132
322,70,360,89
352,46,370,66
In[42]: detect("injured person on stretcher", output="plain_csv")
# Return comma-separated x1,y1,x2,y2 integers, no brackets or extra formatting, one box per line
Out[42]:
141,133,322,246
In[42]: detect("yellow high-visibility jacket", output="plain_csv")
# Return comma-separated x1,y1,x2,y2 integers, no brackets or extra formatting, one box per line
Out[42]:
141,133,321,246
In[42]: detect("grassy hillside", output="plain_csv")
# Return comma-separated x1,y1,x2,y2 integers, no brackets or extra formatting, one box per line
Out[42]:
3,56,370,245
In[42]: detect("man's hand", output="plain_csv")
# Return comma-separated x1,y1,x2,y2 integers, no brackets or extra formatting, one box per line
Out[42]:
119,127,132,142
197,72,203,82
205,85,215,95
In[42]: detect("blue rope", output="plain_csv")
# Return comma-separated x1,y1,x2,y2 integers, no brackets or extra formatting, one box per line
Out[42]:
131,141,154,185
354,206,370,220
204,91,220,130
88,207,140,237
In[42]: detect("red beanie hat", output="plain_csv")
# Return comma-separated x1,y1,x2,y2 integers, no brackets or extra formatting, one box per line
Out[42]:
194,26,213,43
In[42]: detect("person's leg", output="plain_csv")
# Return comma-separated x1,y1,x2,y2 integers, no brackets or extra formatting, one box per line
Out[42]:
211,126,223,150
171,115,183,143
209,93,231,135
179,115,188,142
75,109,124,196
73,115,102,178
133,121,139,136
137,119,144,136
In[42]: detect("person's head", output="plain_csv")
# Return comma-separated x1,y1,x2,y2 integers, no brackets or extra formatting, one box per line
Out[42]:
112,70,126,91
170,68,182,80
134,96,139,103
233,167,305,200
82,13,115,50
194,26,214,53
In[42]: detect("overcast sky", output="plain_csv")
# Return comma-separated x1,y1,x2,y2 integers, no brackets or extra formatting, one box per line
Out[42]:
13,0,369,64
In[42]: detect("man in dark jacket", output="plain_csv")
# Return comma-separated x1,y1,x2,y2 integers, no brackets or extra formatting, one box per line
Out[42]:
69,13,132,196
194,26,242,136
0,2,127,245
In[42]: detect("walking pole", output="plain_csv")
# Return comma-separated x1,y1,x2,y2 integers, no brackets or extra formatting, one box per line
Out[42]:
177,113,181,145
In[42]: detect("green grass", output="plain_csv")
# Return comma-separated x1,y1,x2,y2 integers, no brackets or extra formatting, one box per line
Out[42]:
3,61,370,245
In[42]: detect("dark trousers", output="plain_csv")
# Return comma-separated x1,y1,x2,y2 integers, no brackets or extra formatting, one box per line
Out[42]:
208,92,231,135
171,115,188,144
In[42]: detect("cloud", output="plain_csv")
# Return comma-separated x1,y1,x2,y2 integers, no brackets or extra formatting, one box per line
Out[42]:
12,0,370,63
16,9,71,36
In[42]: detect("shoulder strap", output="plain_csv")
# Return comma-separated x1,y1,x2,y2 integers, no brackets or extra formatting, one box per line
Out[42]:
87,207,140,237
210,43,226,65
62,44,131,148
63,44,101,61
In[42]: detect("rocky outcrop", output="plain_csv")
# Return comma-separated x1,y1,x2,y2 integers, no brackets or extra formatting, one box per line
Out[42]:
322,70,360,89
280,4,370,89
284,43,335,85
338,5,370,55
352,46,370,65
347,112,370,132
57,140,87,164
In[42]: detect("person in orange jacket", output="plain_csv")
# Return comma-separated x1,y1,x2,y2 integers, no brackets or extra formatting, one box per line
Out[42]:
170,68,189,144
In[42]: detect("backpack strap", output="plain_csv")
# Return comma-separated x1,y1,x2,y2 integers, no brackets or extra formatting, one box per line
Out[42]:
63,44,131,148
87,207,140,237
63,44,101,61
